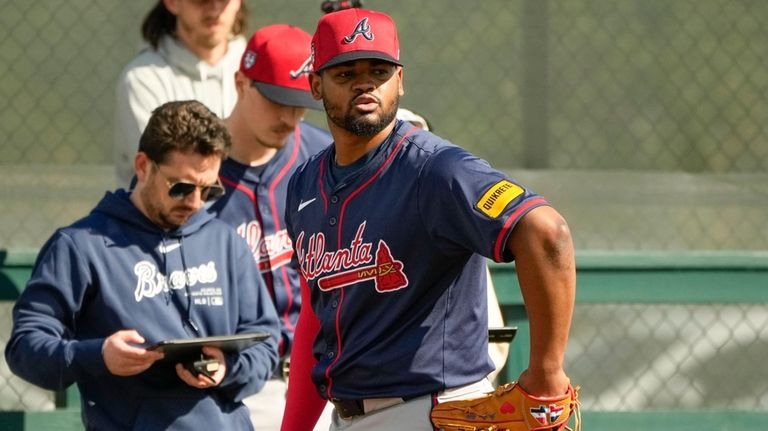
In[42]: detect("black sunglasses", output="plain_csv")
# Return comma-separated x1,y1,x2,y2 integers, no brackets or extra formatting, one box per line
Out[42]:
152,162,225,202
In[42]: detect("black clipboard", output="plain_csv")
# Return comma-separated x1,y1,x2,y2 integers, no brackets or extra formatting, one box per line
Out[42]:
148,332,271,363
488,327,517,343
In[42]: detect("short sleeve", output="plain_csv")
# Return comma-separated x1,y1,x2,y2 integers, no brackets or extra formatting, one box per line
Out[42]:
418,146,549,262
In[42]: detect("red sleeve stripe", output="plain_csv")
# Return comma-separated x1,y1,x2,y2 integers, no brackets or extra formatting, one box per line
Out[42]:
492,196,549,262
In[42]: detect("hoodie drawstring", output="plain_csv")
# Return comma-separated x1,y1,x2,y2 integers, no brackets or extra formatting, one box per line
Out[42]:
160,237,172,306
162,235,200,336
178,236,200,335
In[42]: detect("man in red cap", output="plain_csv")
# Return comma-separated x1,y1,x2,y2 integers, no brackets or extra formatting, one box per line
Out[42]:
207,24,333,430
282,8,576,431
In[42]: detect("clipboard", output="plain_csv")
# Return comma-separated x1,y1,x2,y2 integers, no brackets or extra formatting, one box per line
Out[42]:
488,327,517,343
148,332,271,363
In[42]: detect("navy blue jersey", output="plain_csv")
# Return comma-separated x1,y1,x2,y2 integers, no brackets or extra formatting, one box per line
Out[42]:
285,120,549,400
210,122,332,356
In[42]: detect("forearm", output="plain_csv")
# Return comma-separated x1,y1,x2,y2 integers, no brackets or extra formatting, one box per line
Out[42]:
217,340,279,401
218,288,282,400
281,278,325,431
5,324,106,390
6,250,109,391
507,206,575,392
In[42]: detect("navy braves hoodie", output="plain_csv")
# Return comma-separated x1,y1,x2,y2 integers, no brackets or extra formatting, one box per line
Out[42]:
5,190,280,430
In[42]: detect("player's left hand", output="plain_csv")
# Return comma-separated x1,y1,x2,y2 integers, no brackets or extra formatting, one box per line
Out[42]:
175,346,227,389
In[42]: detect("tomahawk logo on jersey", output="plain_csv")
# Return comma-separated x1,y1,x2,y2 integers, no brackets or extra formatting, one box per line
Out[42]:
284,121,550,400
295,221,409,292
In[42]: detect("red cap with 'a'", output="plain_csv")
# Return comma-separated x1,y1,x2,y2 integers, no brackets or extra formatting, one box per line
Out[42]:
311,8,402,72
240,24,321,110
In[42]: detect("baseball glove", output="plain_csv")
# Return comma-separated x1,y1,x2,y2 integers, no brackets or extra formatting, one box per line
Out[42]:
430,382,580,431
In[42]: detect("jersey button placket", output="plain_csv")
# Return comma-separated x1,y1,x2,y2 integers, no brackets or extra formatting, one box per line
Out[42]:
328,196,339,226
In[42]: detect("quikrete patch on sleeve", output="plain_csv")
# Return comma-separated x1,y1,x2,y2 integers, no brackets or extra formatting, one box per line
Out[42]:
476,180,525,218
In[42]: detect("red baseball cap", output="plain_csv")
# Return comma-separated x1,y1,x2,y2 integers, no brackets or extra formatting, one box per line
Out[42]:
240,24,321,110
311,8,402,72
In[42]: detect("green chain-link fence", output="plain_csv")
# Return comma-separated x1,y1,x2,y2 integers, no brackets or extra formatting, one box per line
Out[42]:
571,303,768,411
1,0,767,424
2,0,766,251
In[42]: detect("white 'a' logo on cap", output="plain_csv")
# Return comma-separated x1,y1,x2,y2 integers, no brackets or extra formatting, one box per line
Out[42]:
290,54,313,79
343,17,374,44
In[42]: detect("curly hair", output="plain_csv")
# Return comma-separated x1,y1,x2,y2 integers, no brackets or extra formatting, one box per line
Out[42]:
139,100,231,164
141,1,249,49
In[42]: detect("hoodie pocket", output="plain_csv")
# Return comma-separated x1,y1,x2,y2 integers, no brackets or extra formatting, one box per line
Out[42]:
131,395,252,431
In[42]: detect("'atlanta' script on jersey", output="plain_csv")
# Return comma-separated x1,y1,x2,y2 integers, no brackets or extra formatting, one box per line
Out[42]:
236,221,293,273
295,222,409,292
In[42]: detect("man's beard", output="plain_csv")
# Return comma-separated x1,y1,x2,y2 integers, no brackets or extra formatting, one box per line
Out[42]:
325,94,399,137
179,19,227,50
139,187,184,230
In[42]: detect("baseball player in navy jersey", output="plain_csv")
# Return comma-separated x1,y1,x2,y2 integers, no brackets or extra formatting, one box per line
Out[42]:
396,108,510,383
207,24,334,430
281,8,576,431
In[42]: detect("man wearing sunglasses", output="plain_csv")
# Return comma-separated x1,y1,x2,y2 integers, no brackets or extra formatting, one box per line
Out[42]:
6,100,280,431
207,24,333,430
